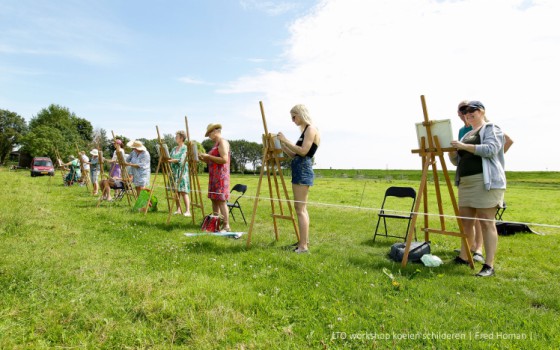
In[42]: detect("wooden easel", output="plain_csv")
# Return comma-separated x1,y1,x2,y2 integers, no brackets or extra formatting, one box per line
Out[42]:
181,116,205,224
54,148,68,183
111,131,137,205
145,126,181,223
97,142,105,180
246,101,300,247
402,95,474,268
75,144,91,192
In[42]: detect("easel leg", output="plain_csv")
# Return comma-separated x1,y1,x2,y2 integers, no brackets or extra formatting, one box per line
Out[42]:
265,159,280,240
402,157,430,267
246,154,267,247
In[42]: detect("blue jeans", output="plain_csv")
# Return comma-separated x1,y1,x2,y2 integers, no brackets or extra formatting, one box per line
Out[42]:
291,156,314,186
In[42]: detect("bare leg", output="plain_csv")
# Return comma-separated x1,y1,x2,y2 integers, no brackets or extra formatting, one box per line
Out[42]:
459,206,476,261
476,208,498,267
217,200,229,230
181,192,191,216
212,199,220,215
293,184,310,250
211,199,230,230
473,218,484,254
101,180,112,200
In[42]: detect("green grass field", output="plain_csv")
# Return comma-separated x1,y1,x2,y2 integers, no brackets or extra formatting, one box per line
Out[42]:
1,167,559,349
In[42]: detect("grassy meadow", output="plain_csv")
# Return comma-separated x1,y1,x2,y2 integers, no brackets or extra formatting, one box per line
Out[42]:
1,167,559,349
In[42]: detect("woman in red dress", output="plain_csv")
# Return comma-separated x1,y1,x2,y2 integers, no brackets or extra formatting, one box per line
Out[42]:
200,123,231,232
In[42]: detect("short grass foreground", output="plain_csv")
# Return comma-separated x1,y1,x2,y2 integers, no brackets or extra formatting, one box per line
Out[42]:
1,168,559,349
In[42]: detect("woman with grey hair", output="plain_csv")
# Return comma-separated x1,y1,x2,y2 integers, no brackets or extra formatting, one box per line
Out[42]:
277,104,320,254
168,130,191,217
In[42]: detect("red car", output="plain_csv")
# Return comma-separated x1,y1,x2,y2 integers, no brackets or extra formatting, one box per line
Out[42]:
31,157,55,177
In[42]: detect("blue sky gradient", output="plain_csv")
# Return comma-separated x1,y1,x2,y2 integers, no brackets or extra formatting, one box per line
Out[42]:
2,0,560,170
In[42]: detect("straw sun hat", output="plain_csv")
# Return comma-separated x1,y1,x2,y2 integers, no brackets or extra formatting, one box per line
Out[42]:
90,149,99,156
205,123,222,137
127,140,147,151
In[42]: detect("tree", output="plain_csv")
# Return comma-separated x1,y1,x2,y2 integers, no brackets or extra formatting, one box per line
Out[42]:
246,141,263,174
0,109,27,164
201,139,214,152
229,140,254,174
21,104,93,161
91,128,110,154
21,125,65,159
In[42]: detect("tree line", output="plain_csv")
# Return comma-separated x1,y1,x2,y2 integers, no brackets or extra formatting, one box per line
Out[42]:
1,104,264,173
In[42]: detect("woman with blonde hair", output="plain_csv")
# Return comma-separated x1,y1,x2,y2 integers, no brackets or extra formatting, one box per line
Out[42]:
450,101,506,277
168,130,191,217
277,104,320,253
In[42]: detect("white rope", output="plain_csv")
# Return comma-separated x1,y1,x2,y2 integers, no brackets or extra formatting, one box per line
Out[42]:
148,185,560,231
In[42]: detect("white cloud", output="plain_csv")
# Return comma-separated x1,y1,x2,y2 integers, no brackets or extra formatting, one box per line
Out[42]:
178,76,214,85
222,0,560,171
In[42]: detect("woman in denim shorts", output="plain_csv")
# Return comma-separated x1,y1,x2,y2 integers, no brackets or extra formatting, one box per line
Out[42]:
277,104,320,254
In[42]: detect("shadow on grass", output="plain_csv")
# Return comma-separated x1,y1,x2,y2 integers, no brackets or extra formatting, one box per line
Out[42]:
179,239,249,255
360,238,396,248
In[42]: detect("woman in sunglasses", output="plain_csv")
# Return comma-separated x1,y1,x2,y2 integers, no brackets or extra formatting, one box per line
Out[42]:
277,104,320,254
450,101,506,277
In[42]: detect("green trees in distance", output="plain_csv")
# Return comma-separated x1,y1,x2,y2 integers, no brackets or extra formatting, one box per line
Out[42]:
21,104,93,162
0,109,28,164
4,103,265,173
202,138,262,174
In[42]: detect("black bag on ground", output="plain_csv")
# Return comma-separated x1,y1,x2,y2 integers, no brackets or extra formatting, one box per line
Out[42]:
496,222,536,236
389,241,431,262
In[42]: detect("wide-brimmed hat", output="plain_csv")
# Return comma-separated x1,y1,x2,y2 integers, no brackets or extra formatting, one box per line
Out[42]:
90,149,99,156
205,123,222,137
127,140,147,151
68,155,75,161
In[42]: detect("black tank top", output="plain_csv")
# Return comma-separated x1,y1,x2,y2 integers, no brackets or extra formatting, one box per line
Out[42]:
295,125,318,158
458,129,483,177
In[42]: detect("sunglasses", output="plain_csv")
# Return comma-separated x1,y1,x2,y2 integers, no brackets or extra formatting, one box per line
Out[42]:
459,106,479,114
291,115,296,120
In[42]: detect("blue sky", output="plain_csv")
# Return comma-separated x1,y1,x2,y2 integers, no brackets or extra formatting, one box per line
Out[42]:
2,0,560,170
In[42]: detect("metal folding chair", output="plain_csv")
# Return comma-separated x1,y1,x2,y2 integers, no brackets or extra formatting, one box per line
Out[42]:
374,186,417,242
227,184,248,225
495,201,507,221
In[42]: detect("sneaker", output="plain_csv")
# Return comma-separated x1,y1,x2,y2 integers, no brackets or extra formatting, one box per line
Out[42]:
475,264,495,277
472,252,485,264
453,256,469,265
294,248,309,254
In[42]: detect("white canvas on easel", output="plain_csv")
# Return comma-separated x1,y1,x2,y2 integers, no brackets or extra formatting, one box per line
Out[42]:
415,119,453,149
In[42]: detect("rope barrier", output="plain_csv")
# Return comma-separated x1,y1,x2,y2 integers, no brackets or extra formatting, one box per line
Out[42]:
147,184,560,231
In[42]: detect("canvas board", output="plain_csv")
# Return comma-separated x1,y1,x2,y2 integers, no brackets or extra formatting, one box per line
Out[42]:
415,119,453,149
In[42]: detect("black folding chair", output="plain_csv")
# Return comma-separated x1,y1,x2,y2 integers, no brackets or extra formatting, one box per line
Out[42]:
227,184,248,225
374,186,417,242
495,201,507,221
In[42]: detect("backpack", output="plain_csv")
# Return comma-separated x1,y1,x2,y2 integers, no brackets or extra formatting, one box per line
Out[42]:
389,241,431,263
201,214,222,232
496,222,536,236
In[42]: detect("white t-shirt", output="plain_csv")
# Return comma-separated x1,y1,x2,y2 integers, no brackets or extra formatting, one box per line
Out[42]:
81,155,90,171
